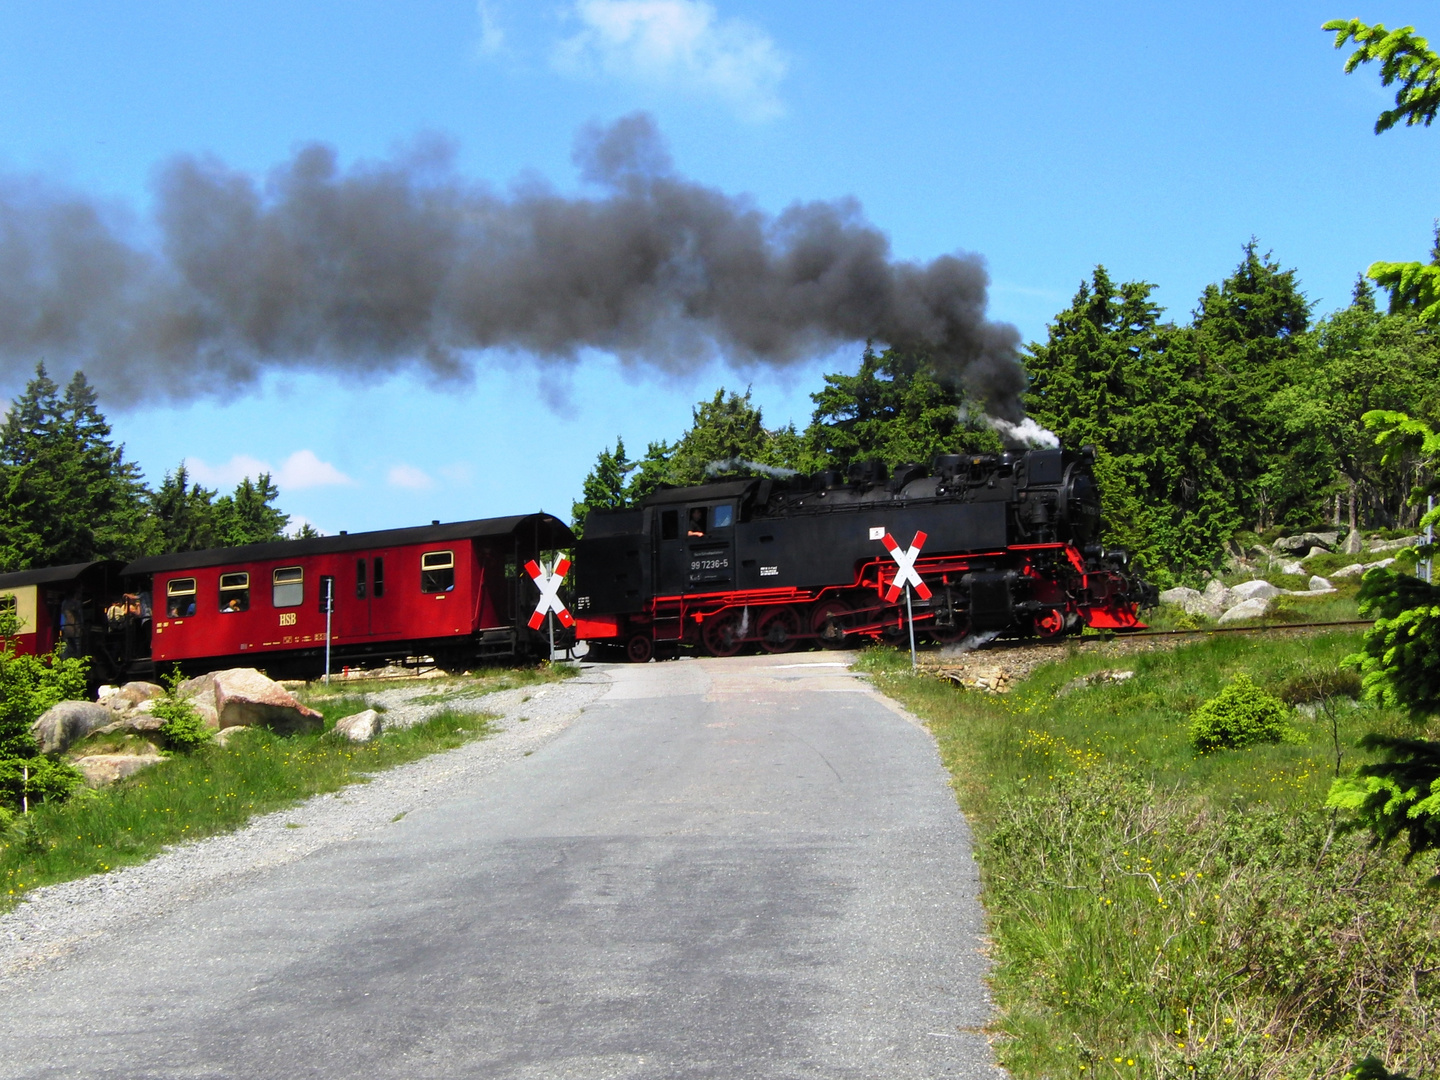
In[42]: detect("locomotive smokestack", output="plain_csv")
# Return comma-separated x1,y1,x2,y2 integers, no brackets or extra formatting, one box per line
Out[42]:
0,114,1026,416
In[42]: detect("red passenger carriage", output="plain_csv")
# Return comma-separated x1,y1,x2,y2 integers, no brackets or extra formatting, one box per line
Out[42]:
117,513,574,677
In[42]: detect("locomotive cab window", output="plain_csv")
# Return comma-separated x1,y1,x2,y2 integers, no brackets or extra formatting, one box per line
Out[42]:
166,578,197,618
272,567,304,608
421,551,455,593
712,504,734,530
686,507,707,537
660,510,679,541
218,572,250,613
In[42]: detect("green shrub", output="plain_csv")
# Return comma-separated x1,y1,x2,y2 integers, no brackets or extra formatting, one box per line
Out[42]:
0,609,87,812
153,666,212,754
1188,673,1290,752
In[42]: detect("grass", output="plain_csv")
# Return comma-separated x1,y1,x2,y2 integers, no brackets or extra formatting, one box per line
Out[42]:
862,631,1440,1080
300,662,576,705
0,708,494,913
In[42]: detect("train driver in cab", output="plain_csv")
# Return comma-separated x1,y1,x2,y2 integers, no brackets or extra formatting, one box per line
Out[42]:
687,507,707,538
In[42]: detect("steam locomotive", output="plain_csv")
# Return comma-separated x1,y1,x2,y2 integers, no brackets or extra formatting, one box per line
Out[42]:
0,445,1153,678
572,445,1155,662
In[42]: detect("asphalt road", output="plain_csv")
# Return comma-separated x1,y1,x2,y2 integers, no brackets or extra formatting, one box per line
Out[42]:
1,655,1001,1080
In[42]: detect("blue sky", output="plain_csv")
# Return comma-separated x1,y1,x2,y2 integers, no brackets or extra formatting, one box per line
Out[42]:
0,1,1435,535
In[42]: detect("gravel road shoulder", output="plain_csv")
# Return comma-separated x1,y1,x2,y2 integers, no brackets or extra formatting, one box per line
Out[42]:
0,666,612,981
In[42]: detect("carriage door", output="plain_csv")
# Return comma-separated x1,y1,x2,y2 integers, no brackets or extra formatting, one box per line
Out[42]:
685,503,735,593
361,551,397,637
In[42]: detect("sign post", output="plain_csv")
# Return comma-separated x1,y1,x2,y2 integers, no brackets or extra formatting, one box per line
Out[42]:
525,557,574,662
322,577,334,685
877,529,931,672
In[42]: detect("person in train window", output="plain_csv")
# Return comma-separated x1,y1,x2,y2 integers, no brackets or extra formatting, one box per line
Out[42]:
222,597,242,613
687,507,707,537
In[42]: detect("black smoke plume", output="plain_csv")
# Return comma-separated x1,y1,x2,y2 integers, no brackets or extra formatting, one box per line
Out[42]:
0,113,1026,416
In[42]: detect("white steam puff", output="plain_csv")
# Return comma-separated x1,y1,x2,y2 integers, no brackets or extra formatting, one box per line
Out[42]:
0,113,1026,414
986,416,1060,449
703,457,798,478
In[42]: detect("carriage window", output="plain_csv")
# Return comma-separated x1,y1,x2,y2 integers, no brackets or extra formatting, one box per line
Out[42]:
686,506,708,537
0,595,14,614
661,509,679,541
421,550,455,593
166,578,197,618
355,559,367,599
318,576,335,614
272,567,303,608
712,504,734,529
373,557,385,599
218,572,250,613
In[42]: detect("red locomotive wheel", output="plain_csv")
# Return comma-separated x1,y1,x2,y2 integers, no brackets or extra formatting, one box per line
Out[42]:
757,606,801,654
929,616,970,644
625,632,654,663
1035,608,1066,639
701,610,746,657
811,599,852,650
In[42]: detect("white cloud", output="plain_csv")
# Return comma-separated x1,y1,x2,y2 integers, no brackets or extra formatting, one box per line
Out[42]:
437,462,474,484
387,464,435,490
476,0,506,55
555,0,787,121
185,450,353,491
277,450,354,489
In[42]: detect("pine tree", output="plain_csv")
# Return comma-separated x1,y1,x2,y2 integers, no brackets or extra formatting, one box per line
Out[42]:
805,346,998,471
570,437,634,536
1025,267,1238,581
148,464,221,554
214,473,288,546
0,366,149,570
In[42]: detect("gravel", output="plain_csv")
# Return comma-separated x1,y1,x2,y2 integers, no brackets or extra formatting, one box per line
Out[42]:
0,666,613,981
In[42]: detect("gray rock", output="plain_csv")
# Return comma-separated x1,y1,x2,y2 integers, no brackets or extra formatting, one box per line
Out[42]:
1159,586,1201,606
71,753,164,787
1332,562,1366,579
1230,579,1281,602
1344,528,1363,555
1218,597,1271,623
1275,532,1338,554
1202,579,1230,606
1302,546,1329,561
101,682,165,712
1279,560,1305,575
332,709,383,742
1246,543,1272,559
1308,575,1334,592
212,668,322,735
31,701,116,754
1160,586,1221,618
177,672,217,708
94,715,165,736
1367,535,1419,553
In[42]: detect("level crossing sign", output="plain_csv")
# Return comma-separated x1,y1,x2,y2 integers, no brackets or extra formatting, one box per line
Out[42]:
880,531,932,603
525,558,574,630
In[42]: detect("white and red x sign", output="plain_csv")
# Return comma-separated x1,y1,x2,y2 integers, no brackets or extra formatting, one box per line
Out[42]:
525,557,574,630
880,531,932,603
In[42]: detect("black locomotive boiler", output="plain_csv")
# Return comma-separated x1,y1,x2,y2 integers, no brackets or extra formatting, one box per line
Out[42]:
572,445,1154,662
